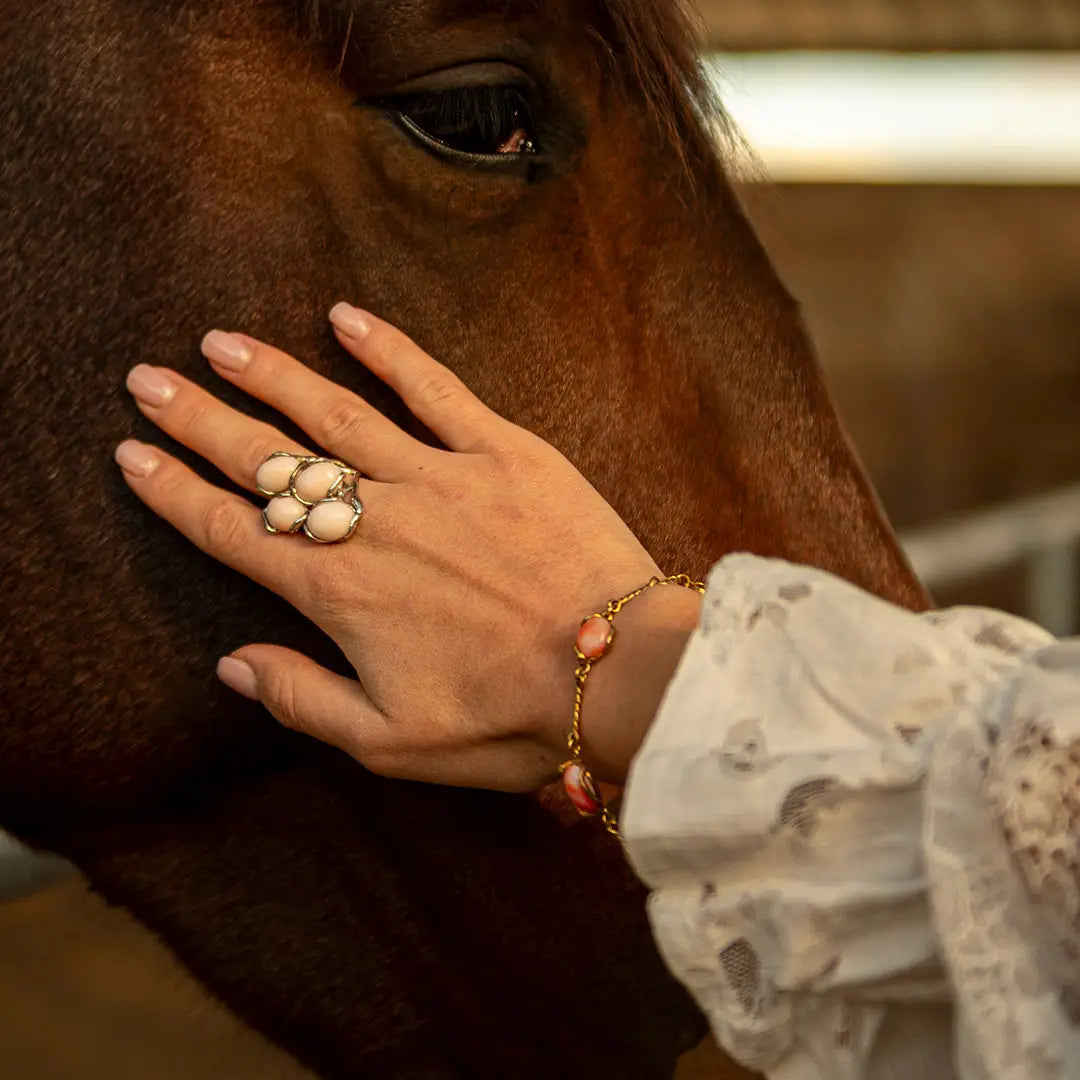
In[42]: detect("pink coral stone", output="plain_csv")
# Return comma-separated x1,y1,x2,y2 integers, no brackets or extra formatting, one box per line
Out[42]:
563,763,601,816
576,616,614,660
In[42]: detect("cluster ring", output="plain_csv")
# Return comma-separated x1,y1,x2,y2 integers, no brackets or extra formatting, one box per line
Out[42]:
256,451,364,544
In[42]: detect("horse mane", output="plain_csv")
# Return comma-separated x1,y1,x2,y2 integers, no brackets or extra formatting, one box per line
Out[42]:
593,0,729,175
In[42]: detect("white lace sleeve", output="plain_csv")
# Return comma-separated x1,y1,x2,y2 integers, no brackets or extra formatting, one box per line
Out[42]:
622,553,1080,1080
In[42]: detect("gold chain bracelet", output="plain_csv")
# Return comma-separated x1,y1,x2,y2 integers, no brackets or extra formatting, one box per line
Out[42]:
559,573,706,838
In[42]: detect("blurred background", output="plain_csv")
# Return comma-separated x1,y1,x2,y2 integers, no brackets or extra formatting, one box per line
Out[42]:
2,4,1078,1078
702,0,1080,635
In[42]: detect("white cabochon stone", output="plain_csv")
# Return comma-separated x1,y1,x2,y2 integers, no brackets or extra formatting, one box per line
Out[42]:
256,454,300,495
265,496,307,533
306,499,357,542
295,460,344,503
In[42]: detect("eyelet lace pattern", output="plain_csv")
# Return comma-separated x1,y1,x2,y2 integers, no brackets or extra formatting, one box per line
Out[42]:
623,554,1080,1080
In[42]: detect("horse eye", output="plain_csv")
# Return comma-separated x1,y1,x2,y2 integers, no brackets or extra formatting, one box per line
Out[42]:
390,86,539,160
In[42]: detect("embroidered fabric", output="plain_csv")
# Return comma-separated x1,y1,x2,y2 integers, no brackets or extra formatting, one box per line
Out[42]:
622,554,1080,1080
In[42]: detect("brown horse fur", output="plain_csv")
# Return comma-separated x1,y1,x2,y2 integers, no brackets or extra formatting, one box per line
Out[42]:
0,1,928,1077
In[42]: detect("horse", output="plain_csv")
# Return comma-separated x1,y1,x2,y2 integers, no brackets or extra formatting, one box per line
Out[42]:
0,1,928,1076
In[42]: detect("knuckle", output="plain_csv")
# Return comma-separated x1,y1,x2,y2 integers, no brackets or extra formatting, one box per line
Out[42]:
357,742,397,778
242,433,285,475
317,398,370,447
301,555,352,610
499,426,544,461
415,373,461,410
201,499,248,552
175,399,209,439
265,668,301,729
420,468,466,503
151,463,187,500
356,720,421,779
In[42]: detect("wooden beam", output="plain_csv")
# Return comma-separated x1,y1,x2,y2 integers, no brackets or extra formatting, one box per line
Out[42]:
694,0,1080,51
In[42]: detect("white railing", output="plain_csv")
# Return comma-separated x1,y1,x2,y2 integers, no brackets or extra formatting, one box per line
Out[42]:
900,482,1080,637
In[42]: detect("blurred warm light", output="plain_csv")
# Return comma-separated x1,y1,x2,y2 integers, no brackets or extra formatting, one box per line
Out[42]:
707,52,1080,183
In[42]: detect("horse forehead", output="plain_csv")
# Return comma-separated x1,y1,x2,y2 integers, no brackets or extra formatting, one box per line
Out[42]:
332,0,576,35
435,0,561,18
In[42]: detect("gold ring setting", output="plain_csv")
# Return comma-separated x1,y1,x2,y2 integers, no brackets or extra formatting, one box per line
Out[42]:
256,451,363,544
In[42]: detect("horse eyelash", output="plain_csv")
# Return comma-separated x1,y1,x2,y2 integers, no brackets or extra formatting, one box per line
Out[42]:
370,86,539,154
401,86,532,134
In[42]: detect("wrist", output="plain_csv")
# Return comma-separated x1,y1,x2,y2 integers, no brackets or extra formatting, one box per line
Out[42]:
577,584,702,786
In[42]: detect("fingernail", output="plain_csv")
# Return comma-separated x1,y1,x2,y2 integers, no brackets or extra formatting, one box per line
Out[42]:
126,364,177,406
202,330,253,371
217,656,259,700
329,302,371,340
114,440,160,477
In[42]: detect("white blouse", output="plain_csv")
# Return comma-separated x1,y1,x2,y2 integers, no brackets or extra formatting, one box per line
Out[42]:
623,554,1080,1080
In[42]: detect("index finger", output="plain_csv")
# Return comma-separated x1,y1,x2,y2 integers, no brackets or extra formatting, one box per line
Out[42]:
328,304,509,453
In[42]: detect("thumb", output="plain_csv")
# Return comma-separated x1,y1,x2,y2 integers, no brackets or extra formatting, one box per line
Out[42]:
217,645,386,760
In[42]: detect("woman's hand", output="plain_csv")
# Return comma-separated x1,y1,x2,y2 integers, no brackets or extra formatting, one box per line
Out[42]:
115,304,701,791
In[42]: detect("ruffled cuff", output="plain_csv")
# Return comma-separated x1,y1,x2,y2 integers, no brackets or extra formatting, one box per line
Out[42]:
622,554,1063,1080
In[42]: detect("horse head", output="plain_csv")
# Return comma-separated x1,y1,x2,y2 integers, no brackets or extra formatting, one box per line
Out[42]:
0,1,926,1076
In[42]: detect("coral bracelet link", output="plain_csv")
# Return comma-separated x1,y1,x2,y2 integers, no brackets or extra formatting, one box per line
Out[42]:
560,573,707,838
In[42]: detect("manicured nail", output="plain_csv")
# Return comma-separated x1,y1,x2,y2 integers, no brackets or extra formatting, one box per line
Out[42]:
114,440,160,477
126,364,177,406
217,656,259,701
329,302,371,340
202,330,253,371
